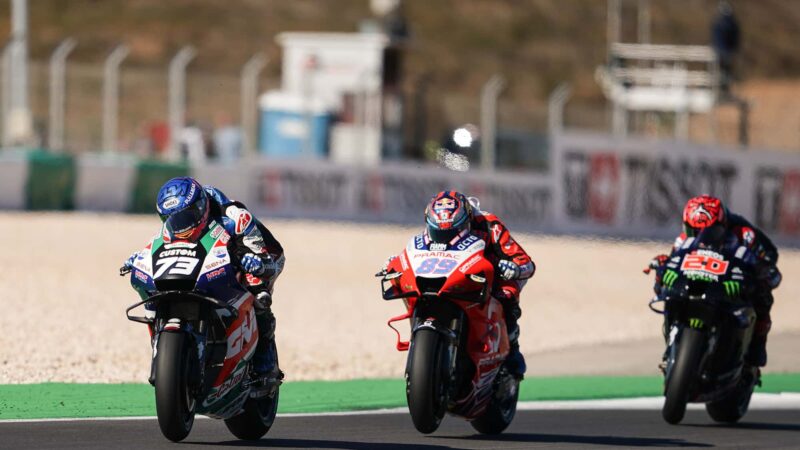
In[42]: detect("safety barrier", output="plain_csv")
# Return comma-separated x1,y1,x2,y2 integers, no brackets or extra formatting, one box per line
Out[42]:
1,138,799,245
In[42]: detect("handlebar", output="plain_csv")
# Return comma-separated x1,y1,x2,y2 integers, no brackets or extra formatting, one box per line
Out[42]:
119,265,132,276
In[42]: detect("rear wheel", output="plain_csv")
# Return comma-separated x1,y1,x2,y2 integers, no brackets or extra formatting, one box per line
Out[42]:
406,328,448,434
705,367,757,423
470,370,519,434
663,327,705,425
224,389,280,440
154,332,196,442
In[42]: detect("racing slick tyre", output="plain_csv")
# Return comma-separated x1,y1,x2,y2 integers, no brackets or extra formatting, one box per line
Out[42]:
470,370,519,435
154,331,197,442
406,328,448,434
663,327,705,425
705,367,757,424
225,389,280,440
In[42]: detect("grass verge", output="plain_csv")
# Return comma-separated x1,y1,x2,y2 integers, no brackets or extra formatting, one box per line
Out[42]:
2,374,798,420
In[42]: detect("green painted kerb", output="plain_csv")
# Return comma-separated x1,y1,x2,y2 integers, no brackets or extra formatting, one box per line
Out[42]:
2,374,799,420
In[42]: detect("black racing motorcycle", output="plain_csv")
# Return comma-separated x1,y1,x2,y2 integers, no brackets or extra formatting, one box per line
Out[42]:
649,228,760,425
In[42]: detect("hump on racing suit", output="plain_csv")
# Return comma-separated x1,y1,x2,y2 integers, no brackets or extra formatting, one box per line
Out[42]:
204,186,285,288
673,212,778,268
470,209,535,281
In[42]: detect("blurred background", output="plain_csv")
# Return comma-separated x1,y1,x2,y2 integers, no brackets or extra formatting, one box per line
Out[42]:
0,0,799,162
1,0,800,383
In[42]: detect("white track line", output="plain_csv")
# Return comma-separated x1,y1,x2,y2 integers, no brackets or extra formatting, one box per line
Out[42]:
1,393,798,424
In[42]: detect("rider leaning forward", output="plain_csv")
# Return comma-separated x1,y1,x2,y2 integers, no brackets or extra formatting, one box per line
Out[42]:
647,194,782,367
125,176,285,396
385,191,536,378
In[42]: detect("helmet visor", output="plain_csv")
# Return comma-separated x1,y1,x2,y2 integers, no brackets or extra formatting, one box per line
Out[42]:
427,225,461,244
694,223,726,249
163,200,207,239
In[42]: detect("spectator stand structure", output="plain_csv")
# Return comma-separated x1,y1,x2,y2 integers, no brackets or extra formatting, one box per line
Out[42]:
595,42,750,147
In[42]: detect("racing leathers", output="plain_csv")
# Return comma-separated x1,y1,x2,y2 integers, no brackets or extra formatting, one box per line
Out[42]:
131,186,285,391
202,187,285,390
388,208,535,377
469,209,535,377
650,213,780,367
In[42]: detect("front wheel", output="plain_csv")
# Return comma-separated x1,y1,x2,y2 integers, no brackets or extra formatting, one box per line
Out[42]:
406,328,449,434
470,370,519,434
705,367,757,423
662,327,705,425
224,389,280,440
154,331,197,442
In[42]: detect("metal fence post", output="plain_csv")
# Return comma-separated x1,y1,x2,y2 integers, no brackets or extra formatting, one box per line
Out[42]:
48,38,76,151
480,74,505,171
240,54,267,155
168,46,196,160
1,42,12,147
548,83,572,139
7,0,31,146
102,45,129,153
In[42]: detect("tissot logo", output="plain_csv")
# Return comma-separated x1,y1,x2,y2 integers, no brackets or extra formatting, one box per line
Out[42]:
564,151,737,227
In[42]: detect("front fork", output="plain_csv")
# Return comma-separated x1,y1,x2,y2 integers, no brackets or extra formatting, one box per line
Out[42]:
664,321,715,386
408,312,463,402
148,318,207,391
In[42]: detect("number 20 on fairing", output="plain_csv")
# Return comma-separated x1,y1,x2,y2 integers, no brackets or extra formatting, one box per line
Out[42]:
415,258,458,275
680,254,729,275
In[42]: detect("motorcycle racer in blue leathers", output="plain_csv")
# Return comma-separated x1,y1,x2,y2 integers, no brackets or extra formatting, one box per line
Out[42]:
125,177,285,395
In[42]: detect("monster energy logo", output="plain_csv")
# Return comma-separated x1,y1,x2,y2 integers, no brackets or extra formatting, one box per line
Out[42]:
723,280,741,297
689,318,704,329
663,270,679,288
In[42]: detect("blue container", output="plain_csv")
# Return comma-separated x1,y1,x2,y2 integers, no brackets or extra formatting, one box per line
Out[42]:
258,92,332,158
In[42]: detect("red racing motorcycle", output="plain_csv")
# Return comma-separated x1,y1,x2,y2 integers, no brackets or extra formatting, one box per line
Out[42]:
377,232,520,434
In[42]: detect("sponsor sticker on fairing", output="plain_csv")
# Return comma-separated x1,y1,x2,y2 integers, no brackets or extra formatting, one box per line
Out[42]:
459,255,482,273
205,267,226,281
164,242,198,249
134,270,149,283
680,250,729,281
159,249,197,258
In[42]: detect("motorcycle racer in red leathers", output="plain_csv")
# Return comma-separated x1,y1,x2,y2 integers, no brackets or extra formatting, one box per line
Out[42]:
386,191,535,378
124,177,285,395
646,194,781,367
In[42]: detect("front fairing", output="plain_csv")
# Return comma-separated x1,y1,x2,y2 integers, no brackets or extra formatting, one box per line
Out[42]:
389,232,494,304
129,220,247,302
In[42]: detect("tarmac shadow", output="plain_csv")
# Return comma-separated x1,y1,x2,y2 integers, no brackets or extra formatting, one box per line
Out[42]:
433,432,712,447
188,438,452,450
690,421,800,432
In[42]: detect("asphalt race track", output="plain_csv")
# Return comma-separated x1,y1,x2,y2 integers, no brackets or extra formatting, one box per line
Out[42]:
3,409,800,449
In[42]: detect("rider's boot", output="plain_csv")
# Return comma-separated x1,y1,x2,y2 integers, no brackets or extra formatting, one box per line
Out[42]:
746,294,773,368
746,316,771,367
250,292,283,398
500,296,526,379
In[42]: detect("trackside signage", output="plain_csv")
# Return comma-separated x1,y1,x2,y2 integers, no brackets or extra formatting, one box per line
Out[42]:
551,131,800,243
194,160,551,233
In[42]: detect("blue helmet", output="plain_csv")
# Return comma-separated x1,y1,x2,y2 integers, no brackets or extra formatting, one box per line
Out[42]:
156,177,210,241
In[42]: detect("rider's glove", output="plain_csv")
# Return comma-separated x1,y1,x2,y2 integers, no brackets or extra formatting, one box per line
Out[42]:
759,265,782,289
643,254,669,274
241,253,276,278
497,260,521,281
120,251,138,275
